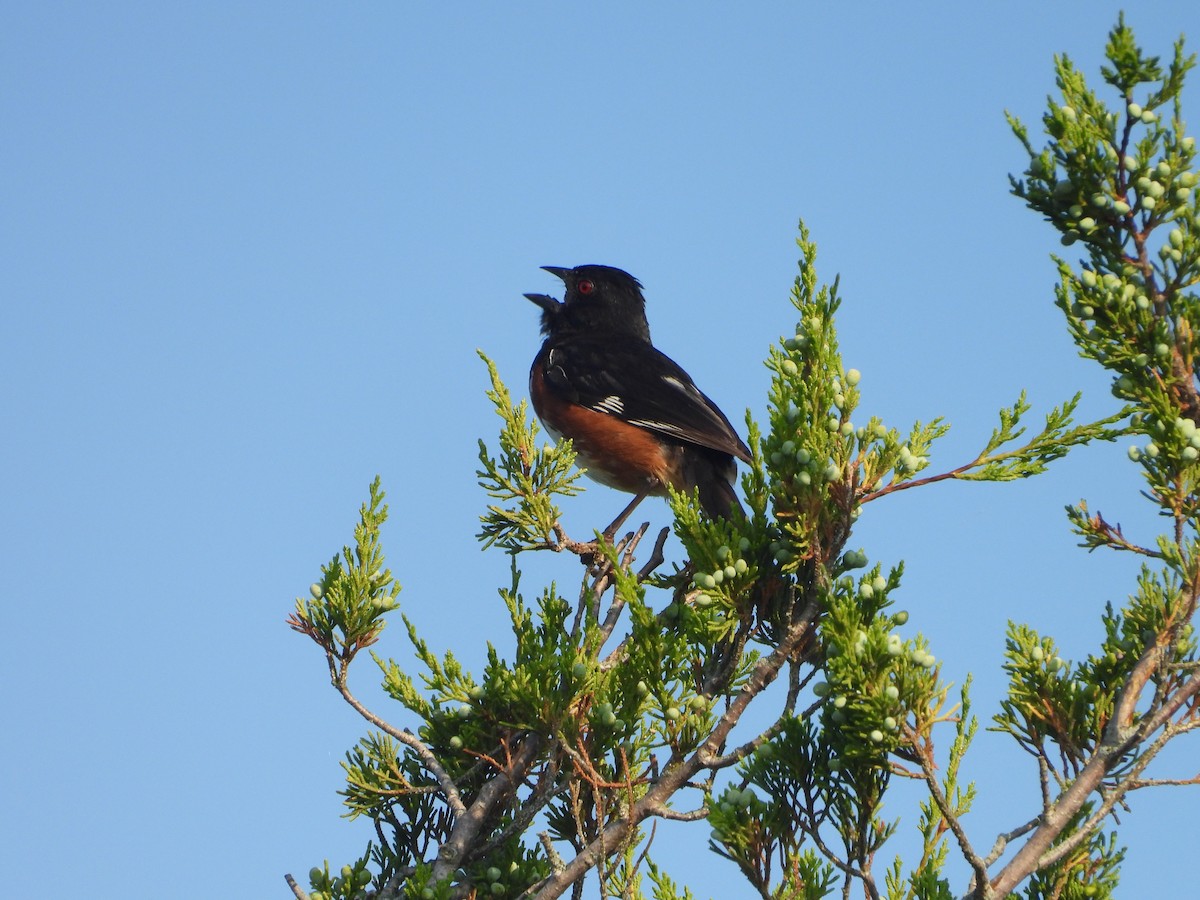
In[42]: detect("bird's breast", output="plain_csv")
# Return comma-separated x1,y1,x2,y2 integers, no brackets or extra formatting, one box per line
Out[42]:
530,355,674,495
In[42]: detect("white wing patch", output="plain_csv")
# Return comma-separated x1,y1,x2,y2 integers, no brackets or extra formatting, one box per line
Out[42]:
627,418,688,436
593,395,625,415
662,375,710,406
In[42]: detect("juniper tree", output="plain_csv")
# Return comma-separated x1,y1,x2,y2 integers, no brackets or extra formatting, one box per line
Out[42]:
287,17,1199,900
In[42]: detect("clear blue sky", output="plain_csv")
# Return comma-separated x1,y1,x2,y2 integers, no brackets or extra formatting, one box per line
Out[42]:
3,3,1196,897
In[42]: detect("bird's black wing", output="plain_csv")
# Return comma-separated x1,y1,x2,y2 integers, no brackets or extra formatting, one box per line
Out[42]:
541,336,752,462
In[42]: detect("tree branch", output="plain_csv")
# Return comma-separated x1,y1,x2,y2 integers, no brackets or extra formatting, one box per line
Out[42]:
531,606,819,899
431,733,544,884
990,657,1200,894
334,668,467,819
982,817,1041,868
905,724,989,894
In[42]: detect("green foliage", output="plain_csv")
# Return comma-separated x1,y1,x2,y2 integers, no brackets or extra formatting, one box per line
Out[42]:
477,351,583,552
1019,809,1123,900
304,856,375,900
759,231,1122,521
958,392,1126,482
984,15,1200,898
288,476,400,671
1004,12,1200,724
288,18,1200,900
340,733,445,845
886,684,976,900
996,623,1096,770
645,862,697,900
1009,17,1199,454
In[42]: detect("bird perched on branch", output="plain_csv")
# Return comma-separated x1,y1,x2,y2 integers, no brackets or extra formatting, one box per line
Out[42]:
524,264,751,536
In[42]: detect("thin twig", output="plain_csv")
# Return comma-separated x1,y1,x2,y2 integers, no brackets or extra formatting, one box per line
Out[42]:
597,525,661,645
539,831,565,873
905,723,989,894
1127,773,1200,788
655,805,710,822
800,823,874,894
983,817,1040,867
333,668,466,819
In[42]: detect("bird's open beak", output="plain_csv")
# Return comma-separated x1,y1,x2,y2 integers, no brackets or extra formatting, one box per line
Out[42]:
524,292,561,314
526,267,569,314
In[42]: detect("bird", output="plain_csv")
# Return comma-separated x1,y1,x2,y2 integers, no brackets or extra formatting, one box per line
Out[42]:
524,264,752,536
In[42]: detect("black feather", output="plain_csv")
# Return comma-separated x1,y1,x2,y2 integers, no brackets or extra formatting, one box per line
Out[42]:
524,293,562,335
536,336,751,463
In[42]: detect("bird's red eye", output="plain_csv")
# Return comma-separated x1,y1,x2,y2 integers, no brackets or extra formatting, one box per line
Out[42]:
577,279,595,295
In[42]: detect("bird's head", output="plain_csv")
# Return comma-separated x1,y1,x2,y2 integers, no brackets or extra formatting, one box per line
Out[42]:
525,264,651,342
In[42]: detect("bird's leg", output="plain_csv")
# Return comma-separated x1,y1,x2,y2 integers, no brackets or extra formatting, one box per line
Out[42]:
600,485,654,544
569,482,660,572
578,489,653,581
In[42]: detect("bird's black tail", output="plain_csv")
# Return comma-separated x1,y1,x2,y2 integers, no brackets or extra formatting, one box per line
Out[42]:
699,476,745,520
684,449,745,520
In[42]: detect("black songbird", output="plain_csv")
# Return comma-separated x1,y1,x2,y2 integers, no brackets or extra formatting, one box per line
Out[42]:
525,265,751,533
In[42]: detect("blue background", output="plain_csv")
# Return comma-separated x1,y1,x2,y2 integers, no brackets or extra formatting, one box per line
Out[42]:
3,3,1195,897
